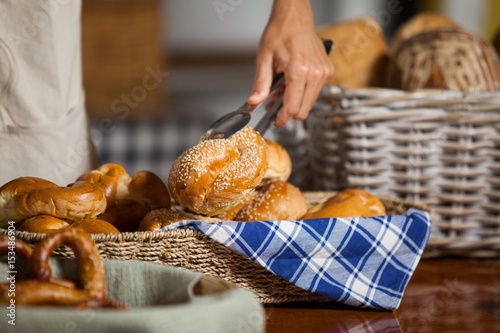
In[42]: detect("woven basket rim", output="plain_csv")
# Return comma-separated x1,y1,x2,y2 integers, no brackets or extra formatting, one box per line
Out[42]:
0,192,429,243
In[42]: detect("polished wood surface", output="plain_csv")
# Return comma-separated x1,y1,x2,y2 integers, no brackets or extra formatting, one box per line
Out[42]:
265,258,500,332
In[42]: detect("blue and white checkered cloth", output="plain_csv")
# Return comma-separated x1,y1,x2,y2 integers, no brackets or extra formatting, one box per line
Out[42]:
165,208,431,310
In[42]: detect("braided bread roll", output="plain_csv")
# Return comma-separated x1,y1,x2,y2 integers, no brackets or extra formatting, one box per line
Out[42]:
168,127,268,216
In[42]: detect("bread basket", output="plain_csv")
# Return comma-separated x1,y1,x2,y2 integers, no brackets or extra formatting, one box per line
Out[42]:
0,192,428,304
295,87,500,258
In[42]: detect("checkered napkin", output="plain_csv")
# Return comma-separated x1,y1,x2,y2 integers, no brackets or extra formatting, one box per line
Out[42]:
164,208,431,310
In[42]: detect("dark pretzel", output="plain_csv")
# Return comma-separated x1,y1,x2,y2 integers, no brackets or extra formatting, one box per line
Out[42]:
0,236,76,292
0,280,87,306
30,228,106,299
0,230,125,308
0,237,33,260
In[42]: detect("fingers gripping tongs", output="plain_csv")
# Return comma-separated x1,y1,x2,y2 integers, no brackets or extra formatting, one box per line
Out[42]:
202,39,333,140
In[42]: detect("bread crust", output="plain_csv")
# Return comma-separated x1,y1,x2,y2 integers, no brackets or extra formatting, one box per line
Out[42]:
234,180,308,221
302,189,386,219
168,127,268,216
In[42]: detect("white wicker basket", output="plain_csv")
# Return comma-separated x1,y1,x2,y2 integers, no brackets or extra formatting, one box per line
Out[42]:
300,87,500,258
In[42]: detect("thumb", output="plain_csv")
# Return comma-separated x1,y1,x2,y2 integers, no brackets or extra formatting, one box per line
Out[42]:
247,52,273,105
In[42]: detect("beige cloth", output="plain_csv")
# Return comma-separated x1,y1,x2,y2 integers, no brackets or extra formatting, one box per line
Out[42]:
0,258,266,333
0,0,98,186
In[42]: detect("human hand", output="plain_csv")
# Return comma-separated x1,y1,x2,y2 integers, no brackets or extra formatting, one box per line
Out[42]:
247,0,334,127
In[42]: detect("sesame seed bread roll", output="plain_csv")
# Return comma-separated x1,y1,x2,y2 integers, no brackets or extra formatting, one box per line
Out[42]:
234,180,308,221
168,127,268,216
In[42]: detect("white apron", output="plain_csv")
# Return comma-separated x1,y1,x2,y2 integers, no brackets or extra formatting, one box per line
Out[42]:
0,0,98,186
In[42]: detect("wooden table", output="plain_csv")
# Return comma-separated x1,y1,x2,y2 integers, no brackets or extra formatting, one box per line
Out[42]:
265,258,500,332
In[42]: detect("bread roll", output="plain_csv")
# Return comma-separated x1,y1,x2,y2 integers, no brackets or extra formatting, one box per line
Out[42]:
316,17,388,88
18,215,70,234
138,209,194,231
261,139,292,183
302,189,385,219
76,163,129,208
70,219,120,234
0,177,57,227
168,127,268,216
391,12,460,54
234,180,308,221
78,164,171,232
0,179,107,227
216,192,258,221
387,27,500,92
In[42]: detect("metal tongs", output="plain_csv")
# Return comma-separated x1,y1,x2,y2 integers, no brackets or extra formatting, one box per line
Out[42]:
202,39,333,140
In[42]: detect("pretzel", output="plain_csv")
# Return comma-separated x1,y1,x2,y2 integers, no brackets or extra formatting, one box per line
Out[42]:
0,229,126,308
0,237,33,260
1,280,88,306
0,236,75,290
31,228,105,299
0,178,107,227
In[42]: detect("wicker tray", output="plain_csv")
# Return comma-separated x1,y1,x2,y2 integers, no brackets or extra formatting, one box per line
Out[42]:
0,192,427,304
296,87,500,258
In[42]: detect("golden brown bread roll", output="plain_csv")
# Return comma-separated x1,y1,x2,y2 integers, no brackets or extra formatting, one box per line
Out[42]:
138,209,194,231
391,12,460,54
18,215,70,234
302,189,385,219
0,177,57,227
387,27,500,92
316,17,388,88
18,215,119,234
168,126,268,216
216,192,258,221
261,139,292,184
233,180,308,221
76,162,129,208
70,219,120,234
0,178,107,227
78,164,171,232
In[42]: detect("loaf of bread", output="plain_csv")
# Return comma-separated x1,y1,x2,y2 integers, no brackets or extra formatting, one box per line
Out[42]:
391,12,460,54
387,26,500,92
316,16,388,88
